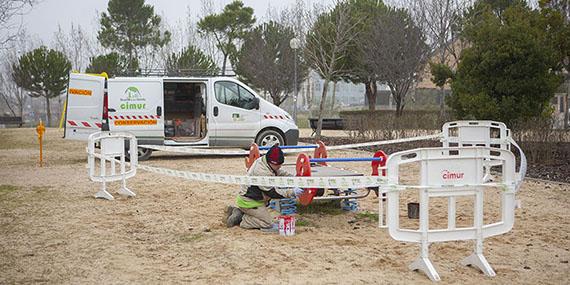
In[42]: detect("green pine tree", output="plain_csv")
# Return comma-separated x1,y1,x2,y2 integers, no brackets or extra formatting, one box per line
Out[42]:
448,1,563,126
98,0,170,70
86,52,137,77
12,46,71,126
197,0,255,75
165,45,219,76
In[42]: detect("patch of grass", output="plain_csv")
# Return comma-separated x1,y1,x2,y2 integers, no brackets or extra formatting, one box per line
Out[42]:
0,185,52,204
295,218,317,227
180,233,204,243
295,113,310,129
296,200,345,215
0,185,19,198
30,186,51,194
356,211,379,222
0,129,38,150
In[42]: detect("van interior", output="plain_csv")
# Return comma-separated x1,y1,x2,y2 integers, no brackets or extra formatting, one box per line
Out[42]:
163,82,207,142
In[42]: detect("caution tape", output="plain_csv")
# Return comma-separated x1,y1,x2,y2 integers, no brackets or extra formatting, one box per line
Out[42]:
131,133,525,191
139,133,443,156
135,163,519,190
325,134,442,150
136,163,387,188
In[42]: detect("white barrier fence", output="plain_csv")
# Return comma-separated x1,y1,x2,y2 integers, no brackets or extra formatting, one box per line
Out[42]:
85,120,527,282
438,120,526,231
87,132,138,200
379,147,517,281
441,120,527,187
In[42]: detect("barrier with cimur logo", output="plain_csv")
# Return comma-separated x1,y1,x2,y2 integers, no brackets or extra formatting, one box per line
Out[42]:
441,120,526,185
379,147,518,282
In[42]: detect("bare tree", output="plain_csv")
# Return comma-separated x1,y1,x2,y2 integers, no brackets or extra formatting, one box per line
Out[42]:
360,7,429,117
305,1,360,139
0,31,35,118
235,21,307,106
0,72,25,117
278,0,324,111
52,24,93,72
195,0,224,68
0,0,35,48
394,0,472,116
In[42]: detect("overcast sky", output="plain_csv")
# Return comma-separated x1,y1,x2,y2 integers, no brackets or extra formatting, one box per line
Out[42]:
13,0,334,43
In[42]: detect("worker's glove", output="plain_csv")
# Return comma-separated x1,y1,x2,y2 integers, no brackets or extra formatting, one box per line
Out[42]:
293,187,305,197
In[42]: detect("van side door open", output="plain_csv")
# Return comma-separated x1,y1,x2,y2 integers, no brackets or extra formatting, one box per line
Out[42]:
162,81,208,143
64,73,106,140
107,78,164,145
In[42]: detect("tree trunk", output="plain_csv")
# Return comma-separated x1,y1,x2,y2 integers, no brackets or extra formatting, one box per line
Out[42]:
221,54,227,75
564,84,570,130
330,82,337,111
315,80,330,140
306,78,313,110
45,95,51,127
395,100,403,117
393,87,403,117
439,86,446,118
438,44,446,117
270,91,280,106
366,81,377,111
19,89,25,118
58,95,62,125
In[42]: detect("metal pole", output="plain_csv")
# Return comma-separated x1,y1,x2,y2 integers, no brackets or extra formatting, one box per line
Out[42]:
293,47,298,123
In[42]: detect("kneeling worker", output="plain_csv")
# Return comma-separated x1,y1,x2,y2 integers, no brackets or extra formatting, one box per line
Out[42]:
225,144,304,229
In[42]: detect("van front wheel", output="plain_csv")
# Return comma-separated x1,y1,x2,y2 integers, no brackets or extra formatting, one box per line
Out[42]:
256,130,284,147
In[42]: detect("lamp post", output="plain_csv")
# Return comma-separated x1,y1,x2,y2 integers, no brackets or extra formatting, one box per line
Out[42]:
289,37,300,123
16,50,24,122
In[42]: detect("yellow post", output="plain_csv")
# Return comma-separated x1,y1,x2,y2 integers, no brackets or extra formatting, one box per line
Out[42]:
36,120,46,167
59,97,67,129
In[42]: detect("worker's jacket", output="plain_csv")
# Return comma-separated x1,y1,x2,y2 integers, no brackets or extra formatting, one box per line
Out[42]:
237,156,295,208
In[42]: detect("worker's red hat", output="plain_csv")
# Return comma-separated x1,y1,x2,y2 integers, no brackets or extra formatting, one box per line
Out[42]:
266,144,284,165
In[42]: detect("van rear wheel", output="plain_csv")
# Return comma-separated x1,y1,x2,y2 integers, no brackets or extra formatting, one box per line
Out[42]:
137,147,153,161
256,130,284,147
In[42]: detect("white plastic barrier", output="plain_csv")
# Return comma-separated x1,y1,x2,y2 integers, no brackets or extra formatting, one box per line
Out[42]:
441,120,526,187
379,147,517,281
440,121,526,230
87,132,138,200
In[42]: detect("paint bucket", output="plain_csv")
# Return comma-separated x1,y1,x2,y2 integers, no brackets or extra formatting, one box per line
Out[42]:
407,202,420,219
278,215,295,236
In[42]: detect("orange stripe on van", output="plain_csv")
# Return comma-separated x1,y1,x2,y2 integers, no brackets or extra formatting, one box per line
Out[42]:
69,88,93,96
114,119,157,126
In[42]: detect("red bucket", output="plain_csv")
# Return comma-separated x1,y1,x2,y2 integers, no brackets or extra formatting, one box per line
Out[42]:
278,215,296,236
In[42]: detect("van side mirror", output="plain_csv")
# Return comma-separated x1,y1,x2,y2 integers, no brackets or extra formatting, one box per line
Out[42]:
254,97,260,110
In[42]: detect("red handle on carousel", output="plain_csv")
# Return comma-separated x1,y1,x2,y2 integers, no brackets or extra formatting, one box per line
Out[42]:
312,140,328,166
371,150,387,176
370,150,387,197
245,143,260,170
296,153,317,206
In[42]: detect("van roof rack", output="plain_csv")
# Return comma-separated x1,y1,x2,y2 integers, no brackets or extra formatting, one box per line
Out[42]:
117,69,236,77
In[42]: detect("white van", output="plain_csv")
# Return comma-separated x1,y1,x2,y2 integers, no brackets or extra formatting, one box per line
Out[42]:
64,73,299,159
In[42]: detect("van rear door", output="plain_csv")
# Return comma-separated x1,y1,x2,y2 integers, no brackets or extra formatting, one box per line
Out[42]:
107,78,164,144
64,73,105,140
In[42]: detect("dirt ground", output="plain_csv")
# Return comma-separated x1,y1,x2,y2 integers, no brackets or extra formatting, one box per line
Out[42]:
0,128,569,284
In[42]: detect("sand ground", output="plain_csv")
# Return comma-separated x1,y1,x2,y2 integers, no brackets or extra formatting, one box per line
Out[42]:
0,128,568,284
